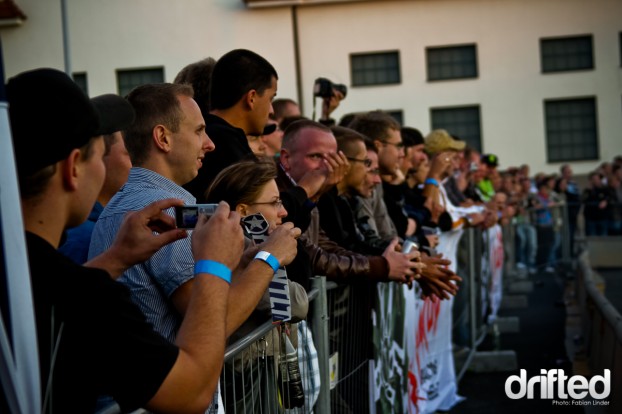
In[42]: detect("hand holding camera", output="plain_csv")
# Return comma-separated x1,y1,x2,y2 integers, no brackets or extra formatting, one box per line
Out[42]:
313,77,347,122
174,204,219,229
190,202,244,271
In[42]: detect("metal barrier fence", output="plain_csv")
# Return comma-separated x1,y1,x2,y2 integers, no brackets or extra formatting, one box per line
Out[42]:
453,226,489,381
575,251,622,412
220,287,322,414
97,202,583,414
96,223,528,414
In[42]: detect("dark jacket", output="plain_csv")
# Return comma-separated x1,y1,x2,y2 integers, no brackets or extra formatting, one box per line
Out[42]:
276,166,390,282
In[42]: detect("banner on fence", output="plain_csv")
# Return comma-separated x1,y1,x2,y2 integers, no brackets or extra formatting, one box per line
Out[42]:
406,226,465,414
486,224,504,322
242,213,292,323
371,282,409,413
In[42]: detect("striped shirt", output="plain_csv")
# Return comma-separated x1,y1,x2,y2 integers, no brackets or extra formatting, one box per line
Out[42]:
89,168,224,413
90,167,195,342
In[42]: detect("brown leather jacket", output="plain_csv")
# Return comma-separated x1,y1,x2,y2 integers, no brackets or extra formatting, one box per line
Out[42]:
276,163,389,282
302,208,390,282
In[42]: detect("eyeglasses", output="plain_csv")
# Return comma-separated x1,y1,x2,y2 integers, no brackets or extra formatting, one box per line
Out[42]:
367,168,381,176
347,157,372,168
381,140,405,149
250,199,284,209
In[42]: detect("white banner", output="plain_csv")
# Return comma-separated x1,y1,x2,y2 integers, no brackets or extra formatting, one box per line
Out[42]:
406,227,464,413
486,225,504,322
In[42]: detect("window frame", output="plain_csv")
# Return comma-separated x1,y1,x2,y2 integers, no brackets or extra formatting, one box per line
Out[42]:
429,104,482,152
116,67,165,97
544,96,599,163
72,72,88,96
349,50,401,87
540,34,594,74
425,43,478,82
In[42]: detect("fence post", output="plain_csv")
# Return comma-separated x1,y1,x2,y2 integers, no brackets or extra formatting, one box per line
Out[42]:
561,202,572,270
467,228,478,351
310,276,330,414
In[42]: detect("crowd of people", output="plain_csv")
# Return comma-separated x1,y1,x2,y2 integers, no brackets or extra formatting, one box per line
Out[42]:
3,47,621,414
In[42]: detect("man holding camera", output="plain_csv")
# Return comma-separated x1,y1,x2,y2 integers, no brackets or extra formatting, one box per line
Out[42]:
313,77,347,127
89,82,300,412
5,68,294,413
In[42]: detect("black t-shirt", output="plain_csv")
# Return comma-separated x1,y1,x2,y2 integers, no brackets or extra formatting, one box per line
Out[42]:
26,232,178,413
184,114,257,202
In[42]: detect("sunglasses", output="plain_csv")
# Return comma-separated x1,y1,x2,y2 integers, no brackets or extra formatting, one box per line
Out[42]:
347,157,372,168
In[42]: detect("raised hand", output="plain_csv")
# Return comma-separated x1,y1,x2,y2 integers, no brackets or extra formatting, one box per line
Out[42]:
257,222,301,267
297,151,349,201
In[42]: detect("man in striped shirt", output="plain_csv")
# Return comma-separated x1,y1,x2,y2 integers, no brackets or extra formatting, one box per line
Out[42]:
90,83,300,412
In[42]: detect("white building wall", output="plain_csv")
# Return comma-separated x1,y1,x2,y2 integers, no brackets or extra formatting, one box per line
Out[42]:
2,0,621,174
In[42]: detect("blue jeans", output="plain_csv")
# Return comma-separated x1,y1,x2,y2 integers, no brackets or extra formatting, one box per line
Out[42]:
516,223,537,267
586,220,608,236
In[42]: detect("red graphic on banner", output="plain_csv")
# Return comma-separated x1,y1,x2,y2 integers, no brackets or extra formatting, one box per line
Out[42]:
409,296,442,412
416,296,441,351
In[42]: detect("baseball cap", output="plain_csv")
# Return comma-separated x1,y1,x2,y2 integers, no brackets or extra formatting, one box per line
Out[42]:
90,94,135,136
424,129,466,154
7,68,100,175
481,153,499,168
401,127,424,148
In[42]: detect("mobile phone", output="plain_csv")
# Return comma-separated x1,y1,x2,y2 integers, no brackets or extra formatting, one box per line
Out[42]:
174,204,218,229
422,226,440,236
402,240,419,254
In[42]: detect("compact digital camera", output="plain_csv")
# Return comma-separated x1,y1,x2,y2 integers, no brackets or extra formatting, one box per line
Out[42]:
174,204,218,229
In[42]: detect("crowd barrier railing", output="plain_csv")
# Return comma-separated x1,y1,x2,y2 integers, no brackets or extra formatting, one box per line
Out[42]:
575,251,622,412
97,205,571,414
100,203,588,414
219,286,322,414
188,222,519,413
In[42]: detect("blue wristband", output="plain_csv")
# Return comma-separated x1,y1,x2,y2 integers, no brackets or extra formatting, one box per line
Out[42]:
254,251,280,273
194,260,232,284
424,178,439,187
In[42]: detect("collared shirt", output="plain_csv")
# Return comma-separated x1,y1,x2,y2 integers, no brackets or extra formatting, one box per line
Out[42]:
89,167,224,414
89,167,195,341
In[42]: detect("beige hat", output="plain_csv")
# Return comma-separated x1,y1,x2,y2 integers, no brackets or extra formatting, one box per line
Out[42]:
425,129,466,154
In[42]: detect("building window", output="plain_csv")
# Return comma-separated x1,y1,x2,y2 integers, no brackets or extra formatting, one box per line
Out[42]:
540,35,593,73
545,97,598,162
426,44,478,81
350,51,400,86
73,72,88,95
430,105,482,151
386,110,403,126
116,67,164,97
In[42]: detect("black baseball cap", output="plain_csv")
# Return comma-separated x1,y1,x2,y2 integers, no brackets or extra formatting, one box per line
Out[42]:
7,69,134,176
90,94,135,136
481,153,499,168
7,68,100,175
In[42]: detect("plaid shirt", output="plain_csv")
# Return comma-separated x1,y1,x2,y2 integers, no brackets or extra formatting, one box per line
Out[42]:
286,320,320,413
